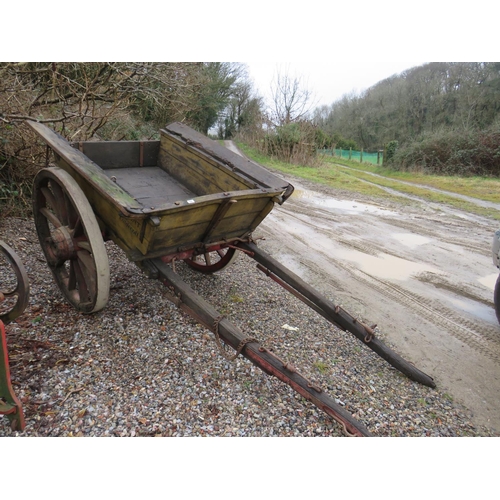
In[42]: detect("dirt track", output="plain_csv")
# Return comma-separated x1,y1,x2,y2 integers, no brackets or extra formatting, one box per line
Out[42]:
227,143,500,432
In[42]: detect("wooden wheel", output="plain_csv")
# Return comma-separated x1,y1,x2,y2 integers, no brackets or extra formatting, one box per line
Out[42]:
0,240,30,324
184,247,238,274
32,167,110,313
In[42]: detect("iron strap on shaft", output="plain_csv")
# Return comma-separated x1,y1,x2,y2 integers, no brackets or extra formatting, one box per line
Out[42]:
213,315,258,361
148,257,371,437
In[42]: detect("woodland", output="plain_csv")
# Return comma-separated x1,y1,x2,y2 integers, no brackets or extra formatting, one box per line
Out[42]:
313,62,500,175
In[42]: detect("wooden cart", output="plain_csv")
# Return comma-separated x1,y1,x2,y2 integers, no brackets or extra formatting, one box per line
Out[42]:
27,121,435,436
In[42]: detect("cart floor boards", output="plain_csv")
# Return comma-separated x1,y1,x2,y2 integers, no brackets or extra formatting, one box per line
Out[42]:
103,167,196,207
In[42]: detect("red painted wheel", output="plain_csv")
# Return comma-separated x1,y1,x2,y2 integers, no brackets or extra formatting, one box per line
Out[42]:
0,240,30,324
32,167,110,313
184,247,238,274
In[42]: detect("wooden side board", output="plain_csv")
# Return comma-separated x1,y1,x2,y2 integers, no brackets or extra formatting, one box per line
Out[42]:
27,121,143,213
162,122,294,197
158,131,253,195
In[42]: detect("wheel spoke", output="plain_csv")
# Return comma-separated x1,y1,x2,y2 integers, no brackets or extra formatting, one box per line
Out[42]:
77,250,96,275
72,259,91,303
77,241,91,252
48,180,69,225
68,260,77,291
41,186,58,214
66,199,81,230
204,253,212,266
39,207,63,228
77,251,97,304
72,216,83,237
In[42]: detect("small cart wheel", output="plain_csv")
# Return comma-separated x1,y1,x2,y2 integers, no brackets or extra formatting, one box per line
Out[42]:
185,247,238,274
0,240,30,324
33,167,110,313
494,274,500,325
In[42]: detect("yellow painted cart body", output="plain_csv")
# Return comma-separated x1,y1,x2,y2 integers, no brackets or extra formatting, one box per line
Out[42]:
28,121,293,313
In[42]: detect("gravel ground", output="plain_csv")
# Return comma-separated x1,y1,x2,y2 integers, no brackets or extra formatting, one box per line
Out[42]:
1,215,498,437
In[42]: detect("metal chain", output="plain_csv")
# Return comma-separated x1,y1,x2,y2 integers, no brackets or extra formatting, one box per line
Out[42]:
213,315,258,361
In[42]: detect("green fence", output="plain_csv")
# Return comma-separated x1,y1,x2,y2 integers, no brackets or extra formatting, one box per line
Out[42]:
319,148,383,165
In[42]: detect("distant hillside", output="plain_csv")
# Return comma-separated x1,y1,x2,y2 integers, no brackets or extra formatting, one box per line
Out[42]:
313,63,500,175
315,62,500,149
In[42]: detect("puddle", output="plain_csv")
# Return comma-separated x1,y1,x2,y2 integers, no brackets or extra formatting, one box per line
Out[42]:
268,214,436,282
478,273,498,291
333,247,437,281
446,296,497,324
292,189,396,216
391,233,431,248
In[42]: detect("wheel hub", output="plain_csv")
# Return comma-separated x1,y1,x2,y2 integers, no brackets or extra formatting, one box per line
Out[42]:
46,226,76,262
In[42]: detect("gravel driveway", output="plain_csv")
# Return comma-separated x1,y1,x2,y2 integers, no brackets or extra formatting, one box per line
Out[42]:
1,206,498,436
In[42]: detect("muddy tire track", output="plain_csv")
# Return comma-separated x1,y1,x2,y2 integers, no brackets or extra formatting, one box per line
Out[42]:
262,216,500,363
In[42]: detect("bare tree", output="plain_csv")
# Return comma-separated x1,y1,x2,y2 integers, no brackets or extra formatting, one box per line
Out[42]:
0,62,220,214
269,67,314,126
0,62,203,138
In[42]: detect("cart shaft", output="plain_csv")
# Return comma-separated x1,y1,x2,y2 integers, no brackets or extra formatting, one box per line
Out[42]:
239,241,435,388
148,257,371,437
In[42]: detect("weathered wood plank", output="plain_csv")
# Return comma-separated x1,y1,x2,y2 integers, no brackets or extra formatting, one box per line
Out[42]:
158,140,250,194
70,141,160,168
154,198,273,242
102,167,195,207
146,223,212,252
145,214,264,254
162,122,294,193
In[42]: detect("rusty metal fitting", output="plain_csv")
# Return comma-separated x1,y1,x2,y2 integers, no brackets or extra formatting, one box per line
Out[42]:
307,383,322,393
362,323,376,343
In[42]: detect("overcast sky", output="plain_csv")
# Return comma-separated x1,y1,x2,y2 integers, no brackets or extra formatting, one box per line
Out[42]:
244,61,425,110
5,2,494,117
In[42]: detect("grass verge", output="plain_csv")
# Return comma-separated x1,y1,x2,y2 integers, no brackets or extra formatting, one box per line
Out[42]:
325,156,500,204
236,143,409,204
334,163,500,220
238,143,500,221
